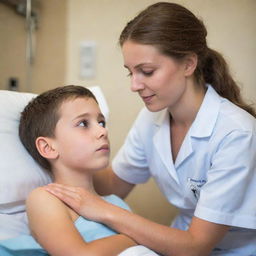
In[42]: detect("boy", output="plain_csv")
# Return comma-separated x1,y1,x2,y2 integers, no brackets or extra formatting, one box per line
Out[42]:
0,85,136,256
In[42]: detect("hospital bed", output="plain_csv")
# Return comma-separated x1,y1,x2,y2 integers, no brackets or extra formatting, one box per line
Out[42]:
0,87,158,256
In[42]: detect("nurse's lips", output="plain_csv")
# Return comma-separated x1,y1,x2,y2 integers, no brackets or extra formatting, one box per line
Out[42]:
141,94,155,103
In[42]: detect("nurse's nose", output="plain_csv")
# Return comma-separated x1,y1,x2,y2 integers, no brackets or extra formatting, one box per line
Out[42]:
130,75,144,92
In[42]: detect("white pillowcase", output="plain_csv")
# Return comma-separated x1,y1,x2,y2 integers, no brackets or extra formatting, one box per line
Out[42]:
0,90,52,214
0,86,109,239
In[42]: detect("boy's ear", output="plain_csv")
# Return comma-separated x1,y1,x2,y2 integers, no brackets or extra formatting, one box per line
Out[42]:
184,53,198,77
35,137,58,160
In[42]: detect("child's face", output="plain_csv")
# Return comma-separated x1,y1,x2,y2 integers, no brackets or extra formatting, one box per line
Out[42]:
53,97,110,172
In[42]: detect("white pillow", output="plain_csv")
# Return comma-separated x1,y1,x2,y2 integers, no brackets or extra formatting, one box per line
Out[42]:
0,86,109,214
0,90,51,214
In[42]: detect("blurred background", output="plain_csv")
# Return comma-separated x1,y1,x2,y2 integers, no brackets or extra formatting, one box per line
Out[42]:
1,0,255,225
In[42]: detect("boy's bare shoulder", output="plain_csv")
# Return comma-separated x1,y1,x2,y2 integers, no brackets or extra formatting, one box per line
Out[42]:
26,186,65,211
27,186,54,201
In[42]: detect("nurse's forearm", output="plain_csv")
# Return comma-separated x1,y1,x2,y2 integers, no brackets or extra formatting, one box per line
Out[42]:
100,204,228,256
103,207,194,256
82,234,137,256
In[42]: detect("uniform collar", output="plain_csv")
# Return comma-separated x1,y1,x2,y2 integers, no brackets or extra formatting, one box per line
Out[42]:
190,85,221,138
152,85,221,174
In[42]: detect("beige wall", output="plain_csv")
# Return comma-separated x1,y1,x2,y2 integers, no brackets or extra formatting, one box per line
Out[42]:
1,0,255,225
0,0,67,93
0,3,26,91
66,0,256,225
32,0,67,93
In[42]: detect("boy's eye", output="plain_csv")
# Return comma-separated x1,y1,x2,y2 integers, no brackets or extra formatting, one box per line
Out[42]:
78,120,88,127
99,120,106,127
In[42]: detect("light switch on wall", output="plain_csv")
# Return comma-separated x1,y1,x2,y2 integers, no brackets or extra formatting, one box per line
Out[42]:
80,41,96,79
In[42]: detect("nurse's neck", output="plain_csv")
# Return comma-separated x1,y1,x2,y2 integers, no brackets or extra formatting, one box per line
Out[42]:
168,83,206,128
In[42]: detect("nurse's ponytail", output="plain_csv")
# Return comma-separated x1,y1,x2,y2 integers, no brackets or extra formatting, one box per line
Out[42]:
119,2,256,117
201,47,255,117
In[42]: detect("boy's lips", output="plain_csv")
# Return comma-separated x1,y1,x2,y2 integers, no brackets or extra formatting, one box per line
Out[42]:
96,144,110,151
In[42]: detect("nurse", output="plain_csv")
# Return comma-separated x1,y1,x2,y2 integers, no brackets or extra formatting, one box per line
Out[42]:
46,2,256,255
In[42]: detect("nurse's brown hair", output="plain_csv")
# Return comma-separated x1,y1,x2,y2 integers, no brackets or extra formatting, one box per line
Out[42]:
119,2,255,117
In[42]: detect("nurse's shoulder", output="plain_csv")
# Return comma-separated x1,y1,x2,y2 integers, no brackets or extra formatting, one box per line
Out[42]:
218,97,256,133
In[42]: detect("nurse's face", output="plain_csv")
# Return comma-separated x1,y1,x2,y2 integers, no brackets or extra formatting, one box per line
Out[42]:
122,41,189,112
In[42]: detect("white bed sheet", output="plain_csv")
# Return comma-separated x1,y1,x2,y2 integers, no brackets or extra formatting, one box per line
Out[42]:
119,245,160,256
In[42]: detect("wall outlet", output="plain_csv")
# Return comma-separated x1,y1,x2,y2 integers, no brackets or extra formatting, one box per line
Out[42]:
80,41,96,79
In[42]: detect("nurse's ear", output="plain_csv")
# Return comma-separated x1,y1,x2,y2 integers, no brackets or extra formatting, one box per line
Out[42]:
183,53,198,77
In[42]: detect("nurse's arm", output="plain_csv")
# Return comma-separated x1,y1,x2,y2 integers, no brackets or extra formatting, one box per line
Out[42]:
44,183,229,256
95,204,229,256
93,166,135,198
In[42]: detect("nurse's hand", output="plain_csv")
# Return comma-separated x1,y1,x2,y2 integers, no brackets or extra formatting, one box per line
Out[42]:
44,183,112,222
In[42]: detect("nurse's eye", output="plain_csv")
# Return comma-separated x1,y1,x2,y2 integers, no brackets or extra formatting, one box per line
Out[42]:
141,70,154,76
78,120,89,127
126,71,132,77
98,120,106,128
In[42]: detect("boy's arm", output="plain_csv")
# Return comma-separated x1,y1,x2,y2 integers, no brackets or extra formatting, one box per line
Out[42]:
26,187,136,256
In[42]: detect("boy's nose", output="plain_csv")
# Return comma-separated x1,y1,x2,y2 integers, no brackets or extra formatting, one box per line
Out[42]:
96,124,108,138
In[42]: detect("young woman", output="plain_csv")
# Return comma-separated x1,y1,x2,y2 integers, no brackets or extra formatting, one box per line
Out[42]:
45,3,256,256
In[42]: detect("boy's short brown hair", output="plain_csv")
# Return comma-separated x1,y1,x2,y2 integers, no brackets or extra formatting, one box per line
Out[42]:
19,85,97,171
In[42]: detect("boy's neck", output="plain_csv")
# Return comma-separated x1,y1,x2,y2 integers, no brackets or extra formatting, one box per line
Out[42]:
52,167,97,195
